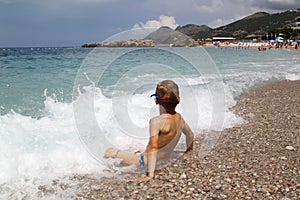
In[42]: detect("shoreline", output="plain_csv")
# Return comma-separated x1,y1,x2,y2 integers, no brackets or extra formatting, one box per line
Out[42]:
202,41,300,51
38,80,300,199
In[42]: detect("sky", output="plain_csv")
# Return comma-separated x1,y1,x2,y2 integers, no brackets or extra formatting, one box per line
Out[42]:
0,0,299,47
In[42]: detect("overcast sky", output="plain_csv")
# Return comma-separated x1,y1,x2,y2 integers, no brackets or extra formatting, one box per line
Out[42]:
0,0,299,47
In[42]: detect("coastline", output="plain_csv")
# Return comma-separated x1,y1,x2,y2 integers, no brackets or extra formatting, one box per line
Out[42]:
38,80,300,199
79,41,300,51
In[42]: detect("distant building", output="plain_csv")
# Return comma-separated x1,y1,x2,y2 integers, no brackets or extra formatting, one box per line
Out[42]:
212,37,236,42
245,34,262,41
292,16,300,30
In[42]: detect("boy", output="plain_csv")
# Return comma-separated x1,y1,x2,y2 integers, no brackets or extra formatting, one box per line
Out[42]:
104,80,194,181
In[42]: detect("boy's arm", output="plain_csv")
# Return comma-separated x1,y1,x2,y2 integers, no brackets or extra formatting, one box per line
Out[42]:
131,118,159,182
146,118,159,178
182,118,194,152
145,134,158,178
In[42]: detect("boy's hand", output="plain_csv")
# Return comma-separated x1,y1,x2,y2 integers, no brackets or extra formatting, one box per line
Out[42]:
185,141,193,153
185,147,193,153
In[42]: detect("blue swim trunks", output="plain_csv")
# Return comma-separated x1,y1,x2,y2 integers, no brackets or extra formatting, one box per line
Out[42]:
139,153,145,168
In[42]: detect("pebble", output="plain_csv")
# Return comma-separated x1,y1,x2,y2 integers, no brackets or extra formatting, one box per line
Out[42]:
179,173,187,179
215,184,222,190
219,194,228,199
280,156,287,160
285,146,295,151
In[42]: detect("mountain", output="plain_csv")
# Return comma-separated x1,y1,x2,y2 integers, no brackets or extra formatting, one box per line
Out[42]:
216,10,300,38
144,26,198,46
176,9,300,40
175,24,213,40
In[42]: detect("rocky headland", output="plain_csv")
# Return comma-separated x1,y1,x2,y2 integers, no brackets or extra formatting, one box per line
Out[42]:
81,39,155,48
81,26,199,48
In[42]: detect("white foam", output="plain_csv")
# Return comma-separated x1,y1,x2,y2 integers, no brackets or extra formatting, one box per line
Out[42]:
285,73,300,81
0,93,104,199
0,76,244,198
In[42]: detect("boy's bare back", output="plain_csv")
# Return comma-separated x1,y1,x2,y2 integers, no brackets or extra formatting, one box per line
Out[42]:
148,112,194,161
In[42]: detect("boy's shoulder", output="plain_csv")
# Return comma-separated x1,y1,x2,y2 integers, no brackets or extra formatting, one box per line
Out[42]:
150,113,182,122
149,115,163,123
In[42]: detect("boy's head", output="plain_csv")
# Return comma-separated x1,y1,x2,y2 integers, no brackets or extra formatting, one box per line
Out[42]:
155,80,180,110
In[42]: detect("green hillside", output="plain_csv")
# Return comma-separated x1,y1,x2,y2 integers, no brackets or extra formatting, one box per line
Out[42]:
177,9,300,40
175,24,213,40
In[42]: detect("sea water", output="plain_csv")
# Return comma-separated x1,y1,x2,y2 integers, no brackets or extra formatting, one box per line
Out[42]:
0,47,299,198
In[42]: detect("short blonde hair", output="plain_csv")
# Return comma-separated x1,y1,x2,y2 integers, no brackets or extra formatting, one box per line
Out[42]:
155,80,180,109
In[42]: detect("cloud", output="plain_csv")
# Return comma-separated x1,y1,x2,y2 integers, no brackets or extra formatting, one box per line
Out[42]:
252,0,300,10
195,0,224,14
103,15,180,42
0,0,22,3
208,18,235,28
0,0,110,4
268,0,298,5
133,15,179,30
53,0,113,5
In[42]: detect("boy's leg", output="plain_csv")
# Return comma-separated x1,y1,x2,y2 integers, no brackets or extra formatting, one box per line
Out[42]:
104,147,140,167
104,147,120,158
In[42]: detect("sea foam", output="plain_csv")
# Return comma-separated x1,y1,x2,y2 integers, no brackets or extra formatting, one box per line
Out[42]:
0,77,244,198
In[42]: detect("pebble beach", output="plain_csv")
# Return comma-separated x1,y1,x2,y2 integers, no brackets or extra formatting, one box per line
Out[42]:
37,80,300,199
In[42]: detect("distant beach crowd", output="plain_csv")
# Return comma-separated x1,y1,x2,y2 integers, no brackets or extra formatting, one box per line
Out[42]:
203,40,299,51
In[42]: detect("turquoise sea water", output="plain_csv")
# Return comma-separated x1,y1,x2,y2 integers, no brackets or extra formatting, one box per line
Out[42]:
1,47,299,116
0,47,299,198
0,47,91,116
